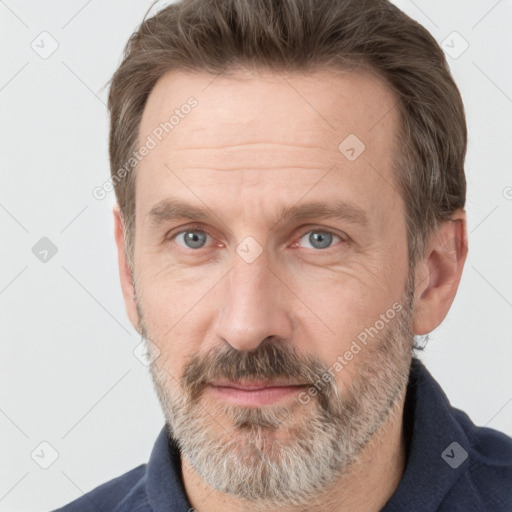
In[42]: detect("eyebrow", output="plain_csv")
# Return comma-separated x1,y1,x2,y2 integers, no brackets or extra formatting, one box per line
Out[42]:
145,198,370,229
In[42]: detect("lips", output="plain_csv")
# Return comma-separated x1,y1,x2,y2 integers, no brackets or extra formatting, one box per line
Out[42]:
206,380,309,406
209,380,307,390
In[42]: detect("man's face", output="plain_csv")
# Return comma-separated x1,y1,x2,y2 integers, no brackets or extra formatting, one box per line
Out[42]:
130,69,414,505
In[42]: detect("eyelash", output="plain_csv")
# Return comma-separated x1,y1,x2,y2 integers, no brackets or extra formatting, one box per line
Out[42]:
166,223,348,253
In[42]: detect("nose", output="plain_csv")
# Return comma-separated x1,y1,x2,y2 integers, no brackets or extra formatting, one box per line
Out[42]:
212,253,293,352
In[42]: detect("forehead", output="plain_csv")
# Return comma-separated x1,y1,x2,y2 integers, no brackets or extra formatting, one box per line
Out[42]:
139,67,398,150
134,68,402,231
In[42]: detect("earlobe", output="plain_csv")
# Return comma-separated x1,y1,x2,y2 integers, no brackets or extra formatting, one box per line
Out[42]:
113,204,140,333
412,210,468,336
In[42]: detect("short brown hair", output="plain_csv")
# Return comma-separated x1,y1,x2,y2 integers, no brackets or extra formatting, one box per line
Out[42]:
108,0,467,273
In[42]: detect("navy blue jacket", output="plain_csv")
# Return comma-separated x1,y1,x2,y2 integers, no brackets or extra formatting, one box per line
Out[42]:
53,358,512,511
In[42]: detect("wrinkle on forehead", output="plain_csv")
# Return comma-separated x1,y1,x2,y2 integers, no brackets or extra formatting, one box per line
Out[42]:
137,67,399,160
134,68,403,243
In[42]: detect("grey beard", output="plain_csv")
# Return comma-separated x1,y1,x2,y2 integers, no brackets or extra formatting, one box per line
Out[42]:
144,290,414,508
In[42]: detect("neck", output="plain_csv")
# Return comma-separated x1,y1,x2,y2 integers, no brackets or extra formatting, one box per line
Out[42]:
181,391,407,512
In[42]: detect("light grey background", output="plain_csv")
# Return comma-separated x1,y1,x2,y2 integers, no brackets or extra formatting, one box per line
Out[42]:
1,1,511,511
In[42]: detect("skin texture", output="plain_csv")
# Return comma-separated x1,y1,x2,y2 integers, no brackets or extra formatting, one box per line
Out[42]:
113,68,468,512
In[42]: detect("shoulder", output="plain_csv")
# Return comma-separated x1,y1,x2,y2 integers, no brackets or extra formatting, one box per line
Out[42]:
444,407,512,511
51,464,149,512
456,406,512,473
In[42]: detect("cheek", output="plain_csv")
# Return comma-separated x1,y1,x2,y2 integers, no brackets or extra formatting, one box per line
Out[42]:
137,272,219,375
291,267,387,332
138,259,221,323
288,266,402,372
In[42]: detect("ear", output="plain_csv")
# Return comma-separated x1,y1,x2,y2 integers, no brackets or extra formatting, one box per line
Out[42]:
412,209,468,335
113,204,140,333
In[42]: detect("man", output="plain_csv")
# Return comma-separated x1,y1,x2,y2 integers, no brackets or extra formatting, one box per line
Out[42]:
54,0,512,510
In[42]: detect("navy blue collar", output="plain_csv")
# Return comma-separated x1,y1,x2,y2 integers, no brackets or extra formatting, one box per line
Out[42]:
145,422,190,510
144,357,470,511
381,358,471,511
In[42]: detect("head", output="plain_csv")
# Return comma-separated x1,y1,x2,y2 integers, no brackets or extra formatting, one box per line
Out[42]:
109,0,468,507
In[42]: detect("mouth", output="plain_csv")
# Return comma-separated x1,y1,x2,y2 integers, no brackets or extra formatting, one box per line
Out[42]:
206,380,309,406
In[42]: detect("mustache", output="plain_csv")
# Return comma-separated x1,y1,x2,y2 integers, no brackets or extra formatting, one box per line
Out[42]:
181,341,336,409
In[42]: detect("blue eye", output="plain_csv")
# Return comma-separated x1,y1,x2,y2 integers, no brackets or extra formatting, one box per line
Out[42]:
174,230,210,249
298,230,341,250
169,227,345,253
